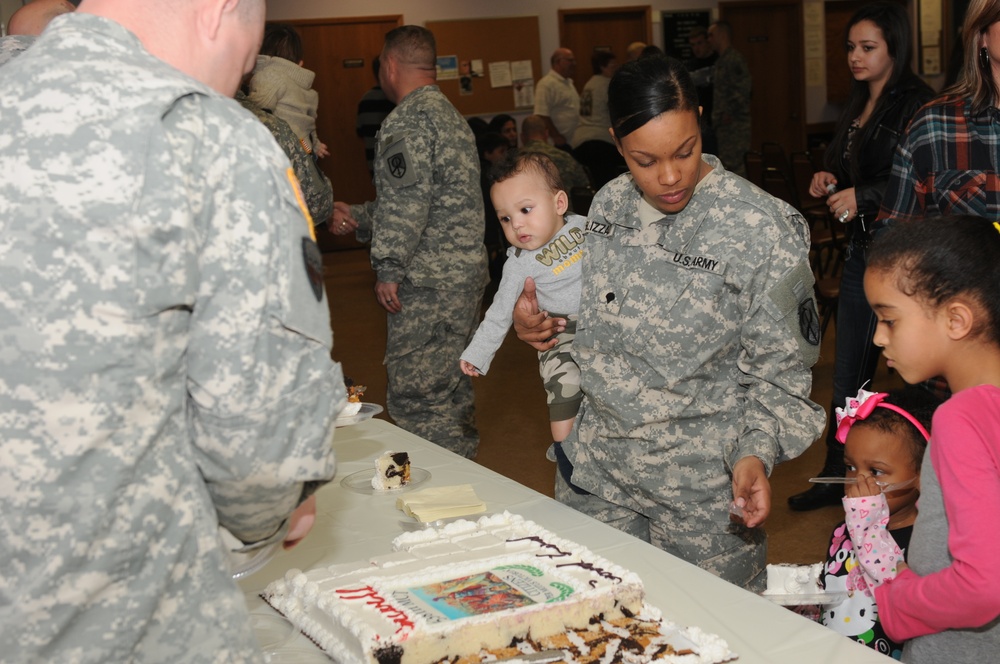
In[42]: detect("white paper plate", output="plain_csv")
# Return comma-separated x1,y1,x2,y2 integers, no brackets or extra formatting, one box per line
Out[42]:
225,521,289,580
335,402,383,427
761,591,849,606
340,467,431,494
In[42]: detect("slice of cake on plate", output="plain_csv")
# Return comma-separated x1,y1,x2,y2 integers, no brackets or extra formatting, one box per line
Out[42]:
371,451,411,490
341,379,367,417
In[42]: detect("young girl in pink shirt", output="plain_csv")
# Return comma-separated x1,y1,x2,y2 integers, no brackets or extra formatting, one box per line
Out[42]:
862,214,1000,662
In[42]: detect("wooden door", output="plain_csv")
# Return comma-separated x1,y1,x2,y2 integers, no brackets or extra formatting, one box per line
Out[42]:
289,15,401,249
720,1,805,152
557,7,652,91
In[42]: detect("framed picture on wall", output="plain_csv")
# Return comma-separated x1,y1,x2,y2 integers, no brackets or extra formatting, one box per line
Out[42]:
661,10,712,61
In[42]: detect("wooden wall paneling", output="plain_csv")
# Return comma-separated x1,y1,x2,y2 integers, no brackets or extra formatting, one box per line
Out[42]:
720,1,805,152
426,16,542,117
557,6,652,92
288,15,402,250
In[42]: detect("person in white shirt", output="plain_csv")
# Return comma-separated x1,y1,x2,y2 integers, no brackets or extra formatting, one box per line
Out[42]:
534,47,579,149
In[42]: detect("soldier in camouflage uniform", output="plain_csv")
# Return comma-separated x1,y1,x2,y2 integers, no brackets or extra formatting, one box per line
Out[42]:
0,34,34,65
708,20,752,177
237,90,334,224
0,0,75,66
519,114,592,212
514,57,823,591
0,3,344,662
332,26,488,458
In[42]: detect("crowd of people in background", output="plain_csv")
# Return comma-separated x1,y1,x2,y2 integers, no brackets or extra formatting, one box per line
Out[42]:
3,1,1000,661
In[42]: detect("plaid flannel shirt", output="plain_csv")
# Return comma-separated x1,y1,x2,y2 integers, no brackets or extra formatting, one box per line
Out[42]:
878,95,1000,224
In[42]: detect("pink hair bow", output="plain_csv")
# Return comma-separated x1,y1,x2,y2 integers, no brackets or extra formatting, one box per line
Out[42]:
834,388,931,444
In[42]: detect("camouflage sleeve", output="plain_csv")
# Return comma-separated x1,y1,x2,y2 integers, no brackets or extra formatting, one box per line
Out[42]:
368,127,435,284
727,216,824,475
266,110,334,225
567,156,591,190
350,200,375,244
715,54,751,119
185,100,344,543
733,58,752,109
295,149,333,226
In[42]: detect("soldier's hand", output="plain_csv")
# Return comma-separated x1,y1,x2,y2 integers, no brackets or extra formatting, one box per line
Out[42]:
283,494,317,550
731,456,770,528
332,201,358,236
512,277,564,351
375,280,402,313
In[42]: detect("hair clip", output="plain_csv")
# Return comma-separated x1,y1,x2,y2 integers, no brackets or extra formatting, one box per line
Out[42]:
834,387,930,444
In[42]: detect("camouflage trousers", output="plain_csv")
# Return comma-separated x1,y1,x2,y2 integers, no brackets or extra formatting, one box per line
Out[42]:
713,124,750,178
554,471,766,591
385,281,483,458
538,316,582,422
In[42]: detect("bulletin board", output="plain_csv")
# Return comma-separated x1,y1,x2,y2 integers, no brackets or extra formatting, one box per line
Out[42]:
426,16,543,117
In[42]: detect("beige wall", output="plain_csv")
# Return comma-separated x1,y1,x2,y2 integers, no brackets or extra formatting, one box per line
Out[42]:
1,0,24,36
267,0,939,127
1,0,937,128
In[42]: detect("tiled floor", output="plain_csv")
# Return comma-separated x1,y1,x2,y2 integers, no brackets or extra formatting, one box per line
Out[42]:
323,248,904,564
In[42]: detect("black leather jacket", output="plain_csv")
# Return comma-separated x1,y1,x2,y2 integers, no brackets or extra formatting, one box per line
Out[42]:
836,74,934,222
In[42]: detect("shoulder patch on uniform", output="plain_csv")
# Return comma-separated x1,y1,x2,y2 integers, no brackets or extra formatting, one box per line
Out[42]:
302,237,323,302
767,261,821,363
798,298,820,346
287,167,316,241
382,136,418,188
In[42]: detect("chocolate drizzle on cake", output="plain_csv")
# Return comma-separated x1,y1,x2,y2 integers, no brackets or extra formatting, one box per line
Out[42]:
427,616,696,664
507,536,622,583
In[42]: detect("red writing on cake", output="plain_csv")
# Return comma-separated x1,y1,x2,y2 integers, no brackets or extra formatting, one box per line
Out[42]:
336,586,416,635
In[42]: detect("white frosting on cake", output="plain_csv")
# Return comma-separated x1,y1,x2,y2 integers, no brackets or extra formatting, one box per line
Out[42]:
341,401,363,417
263,512,645,664
762,563,823,595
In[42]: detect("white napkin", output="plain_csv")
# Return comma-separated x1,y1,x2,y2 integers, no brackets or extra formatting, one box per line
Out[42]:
395,484,486,522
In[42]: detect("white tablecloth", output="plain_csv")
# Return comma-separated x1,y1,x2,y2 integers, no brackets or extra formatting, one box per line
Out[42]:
239,419,889,663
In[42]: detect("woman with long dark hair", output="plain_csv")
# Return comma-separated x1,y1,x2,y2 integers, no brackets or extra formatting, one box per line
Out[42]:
511,56,824,590
789,2,933,511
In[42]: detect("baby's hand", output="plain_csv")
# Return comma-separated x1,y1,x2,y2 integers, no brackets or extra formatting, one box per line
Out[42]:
315,141,330,159
459,360,481,377
846,474,881,498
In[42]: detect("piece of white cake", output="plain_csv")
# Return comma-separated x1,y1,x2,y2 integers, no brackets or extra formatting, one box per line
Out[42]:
371,451,411,490
763,563,823,595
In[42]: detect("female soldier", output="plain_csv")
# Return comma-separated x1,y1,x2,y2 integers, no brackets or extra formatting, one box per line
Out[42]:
512,56,824,590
